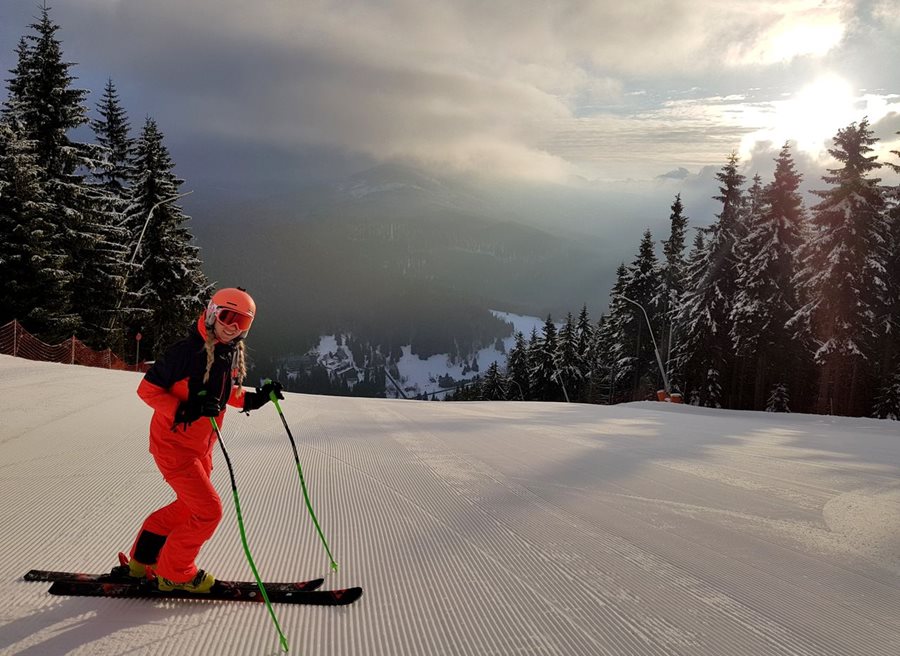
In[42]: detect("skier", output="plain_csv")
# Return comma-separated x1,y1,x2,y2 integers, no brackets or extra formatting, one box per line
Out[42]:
124,287,283,593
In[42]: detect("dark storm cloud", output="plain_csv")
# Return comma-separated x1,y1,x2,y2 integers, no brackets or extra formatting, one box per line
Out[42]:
1,1,897,190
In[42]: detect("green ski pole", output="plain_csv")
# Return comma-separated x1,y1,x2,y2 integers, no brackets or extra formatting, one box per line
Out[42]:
265,381,339,572
208,412,290,652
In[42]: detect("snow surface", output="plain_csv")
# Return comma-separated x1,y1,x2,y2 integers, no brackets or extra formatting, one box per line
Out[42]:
2,354,900,655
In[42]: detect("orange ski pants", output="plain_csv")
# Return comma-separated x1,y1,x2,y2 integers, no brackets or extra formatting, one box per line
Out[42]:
130,453,223,583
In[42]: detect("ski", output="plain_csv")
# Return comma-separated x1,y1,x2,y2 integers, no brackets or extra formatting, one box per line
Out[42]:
47,578,363,606
24,568,324,593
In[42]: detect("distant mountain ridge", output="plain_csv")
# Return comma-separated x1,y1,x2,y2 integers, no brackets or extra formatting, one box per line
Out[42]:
193,163,613,360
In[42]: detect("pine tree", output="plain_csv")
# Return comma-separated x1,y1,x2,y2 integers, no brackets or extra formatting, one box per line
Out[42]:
81,80,134,348
3,39,31,115
0,117,68,333
672,231,711,403
789,119,889,416
575,305,594,364
505,331,530,400
584,317,610,404
127,117,210,356
3,9,94,340
673,153,745,407
481,361,507,400
526,327,541,399
2,5,131,347
531,315,562,401
623,229,663,399
766,382,791,413
658,194,688,377
5,6,89,179
872,371,900,420
557,312,582,401
604,262,634,401
877,134,900,405
91,78,134,196
575,304,595,401
731,146,806,410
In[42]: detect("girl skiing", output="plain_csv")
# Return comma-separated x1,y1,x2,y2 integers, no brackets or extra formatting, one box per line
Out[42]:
125,287,283,593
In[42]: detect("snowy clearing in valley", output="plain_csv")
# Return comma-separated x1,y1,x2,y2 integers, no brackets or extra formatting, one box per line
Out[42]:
1,354,899,655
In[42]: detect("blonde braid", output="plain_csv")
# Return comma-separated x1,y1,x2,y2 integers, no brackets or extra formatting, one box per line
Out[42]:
234,341,246,397
202,330,216,384
203,328,247,396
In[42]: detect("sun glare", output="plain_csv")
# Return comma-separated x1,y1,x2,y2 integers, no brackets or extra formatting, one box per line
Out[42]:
744,74,857,158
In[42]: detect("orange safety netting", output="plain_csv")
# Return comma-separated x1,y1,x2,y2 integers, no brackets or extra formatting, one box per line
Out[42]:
0,320,143,371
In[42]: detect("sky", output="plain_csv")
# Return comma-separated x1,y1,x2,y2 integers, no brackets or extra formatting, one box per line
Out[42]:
1,1,899,225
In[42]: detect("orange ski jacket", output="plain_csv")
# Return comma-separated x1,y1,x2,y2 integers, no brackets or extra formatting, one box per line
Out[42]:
137,317,246,472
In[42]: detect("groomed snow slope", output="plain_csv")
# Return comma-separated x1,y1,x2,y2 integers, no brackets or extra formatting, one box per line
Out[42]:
1,354,899,656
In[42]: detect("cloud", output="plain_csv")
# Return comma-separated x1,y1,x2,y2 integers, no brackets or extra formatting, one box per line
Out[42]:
2,0,891,185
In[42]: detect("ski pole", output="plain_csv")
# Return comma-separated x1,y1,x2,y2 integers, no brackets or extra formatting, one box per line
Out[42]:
265,381,339,572
208,413,290,653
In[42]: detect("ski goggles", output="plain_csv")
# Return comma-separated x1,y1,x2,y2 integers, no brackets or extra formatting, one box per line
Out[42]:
215,308,254,331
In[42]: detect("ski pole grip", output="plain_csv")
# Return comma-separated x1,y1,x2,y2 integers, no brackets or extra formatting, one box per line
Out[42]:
263,378,284,412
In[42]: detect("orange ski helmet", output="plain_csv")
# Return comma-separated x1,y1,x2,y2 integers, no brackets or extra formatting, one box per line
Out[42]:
205,287,256,339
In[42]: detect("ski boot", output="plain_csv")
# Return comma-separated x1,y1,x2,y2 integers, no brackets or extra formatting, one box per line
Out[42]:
157,569,216,594
109,552,154,580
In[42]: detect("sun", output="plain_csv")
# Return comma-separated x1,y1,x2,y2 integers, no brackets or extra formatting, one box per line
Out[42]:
778,74,857,154
744,74,858,158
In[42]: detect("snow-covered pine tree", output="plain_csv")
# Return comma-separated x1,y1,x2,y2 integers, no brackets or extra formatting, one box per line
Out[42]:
557,312,583,401
672,230,714,404
505,331,530,400
3,13,89,340
3,38,31,115
585,316,610,404
575,304,595,401
604,262,634,401
0,117,69,333
80,80,136,349
730,174,767,390
731,147,806,410
623,229,663,399
4,6,130,347
876,134,900,405
789,119,889,416
526,326,541,399
673,153,745,407
872,372,900,419
5,8,89,179
480,361,507,401
91,78,134,196
531,315,562,402
766,382,791,413
705,366,722,408
658,194,688,381
126,117,210,357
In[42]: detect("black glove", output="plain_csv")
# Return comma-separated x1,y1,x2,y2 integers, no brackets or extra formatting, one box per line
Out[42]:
242,380,284,413
174,393,221,427
260,379,284,401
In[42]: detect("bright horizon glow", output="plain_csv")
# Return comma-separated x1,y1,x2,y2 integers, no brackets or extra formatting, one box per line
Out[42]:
741,74,858,159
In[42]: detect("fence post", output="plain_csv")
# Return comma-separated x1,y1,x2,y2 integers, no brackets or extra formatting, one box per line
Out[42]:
71,336,76,364
13,320,18,358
